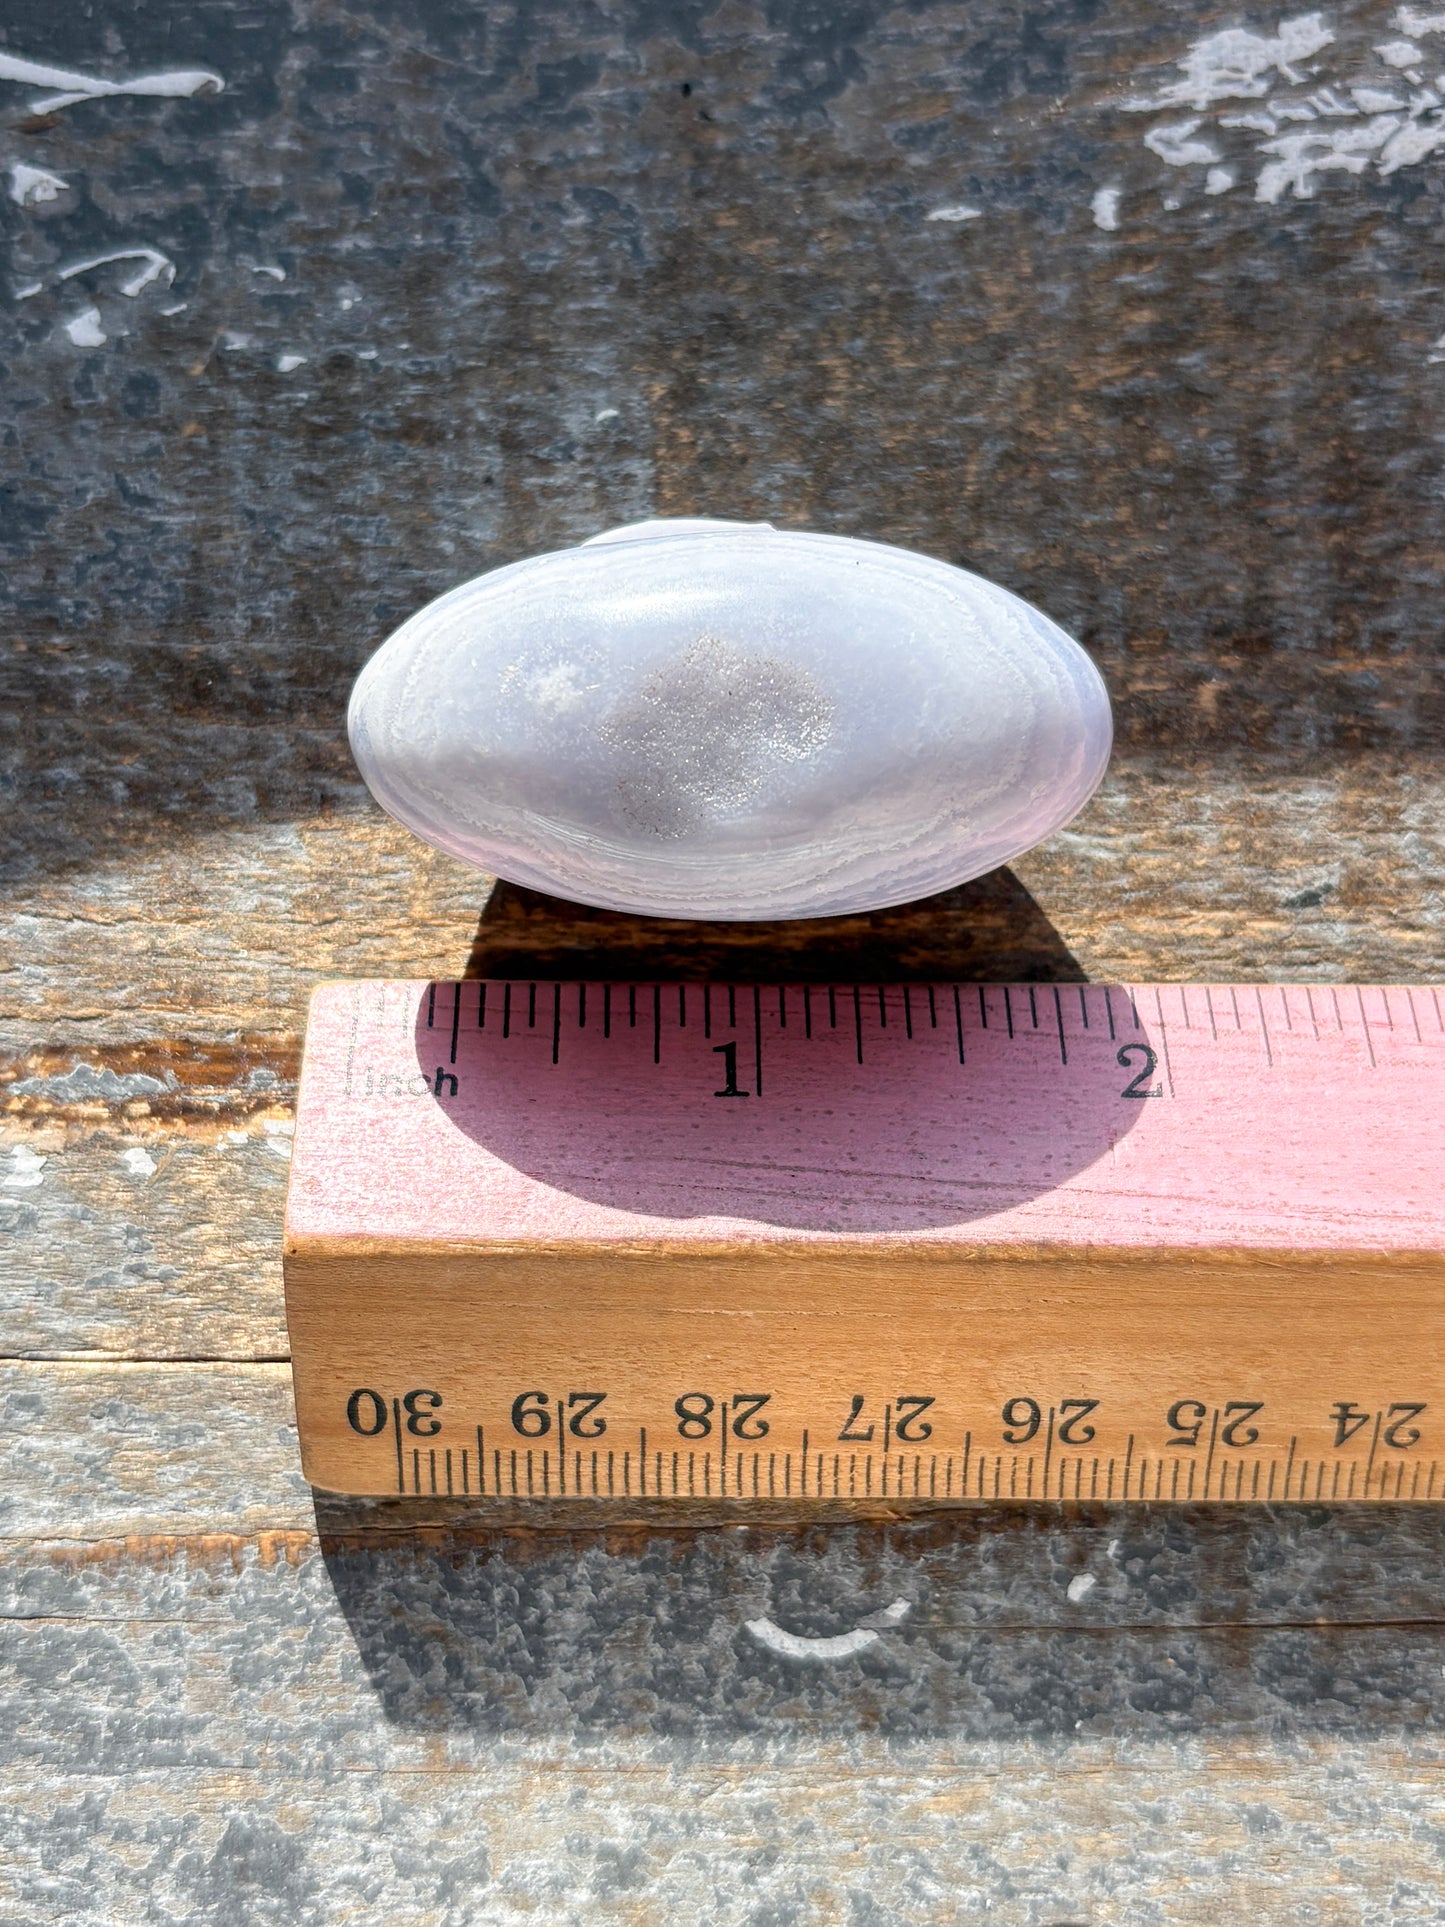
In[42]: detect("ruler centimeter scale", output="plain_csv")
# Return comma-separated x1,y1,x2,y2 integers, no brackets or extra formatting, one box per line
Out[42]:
283,979,1445,1504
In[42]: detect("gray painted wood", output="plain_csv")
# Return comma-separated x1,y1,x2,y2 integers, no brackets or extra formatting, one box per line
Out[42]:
5,0,1445,1915
7,1484,1445,1920
0,1135,291,1360
8,1362,1445,1918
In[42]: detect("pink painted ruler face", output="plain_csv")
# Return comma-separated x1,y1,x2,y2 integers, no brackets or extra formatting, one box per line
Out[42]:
286,981,1445,1253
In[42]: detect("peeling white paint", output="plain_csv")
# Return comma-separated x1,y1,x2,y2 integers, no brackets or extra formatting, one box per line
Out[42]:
276,352,308,373
1144,118,1222,166
8,162,67,206
1066,1573,1098,1603
745,1599,911,1662
1380,114,1445,168
1091,185,1121,230
1127,11,1445,225
253,263,287,281
4,1145,47,1189
1397,5,1445,32
747,1620,878,1661
1124,14,1335,112
15,280,43,300
121,1146,157,1178
158,301,187,316
59,247,174,297
1257,118,1399,201
10,1063,174,1101
925,203,983,222
64,305,105,347
0,51,223,115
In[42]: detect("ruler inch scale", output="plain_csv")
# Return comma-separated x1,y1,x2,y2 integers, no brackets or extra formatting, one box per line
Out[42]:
283,979,1445,1504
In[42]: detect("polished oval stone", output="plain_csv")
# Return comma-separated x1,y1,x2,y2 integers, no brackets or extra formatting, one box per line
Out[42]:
347,520,1113,921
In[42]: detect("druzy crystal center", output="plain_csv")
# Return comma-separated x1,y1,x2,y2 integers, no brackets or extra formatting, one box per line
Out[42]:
600,634,833,840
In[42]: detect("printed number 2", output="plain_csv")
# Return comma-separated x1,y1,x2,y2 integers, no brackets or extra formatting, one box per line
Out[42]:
1118,1043,1162,1098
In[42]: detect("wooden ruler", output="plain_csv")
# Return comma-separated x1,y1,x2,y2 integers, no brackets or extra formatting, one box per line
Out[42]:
284,980,1445,1504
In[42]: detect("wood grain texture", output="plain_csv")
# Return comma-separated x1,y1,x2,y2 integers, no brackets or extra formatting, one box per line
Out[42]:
5,0,1445,1913
288,1246,1445,1503
2,0,1444,867
5,765,1445,1056
6,1746,1445,1926
1,1362,309,1539
1,1130,291,1360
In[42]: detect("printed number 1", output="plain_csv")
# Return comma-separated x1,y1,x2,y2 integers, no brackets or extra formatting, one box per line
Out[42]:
713,1041,747,1097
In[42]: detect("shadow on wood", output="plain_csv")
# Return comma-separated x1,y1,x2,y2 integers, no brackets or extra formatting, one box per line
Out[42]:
465,867,1086,984
316,1502,1445,1742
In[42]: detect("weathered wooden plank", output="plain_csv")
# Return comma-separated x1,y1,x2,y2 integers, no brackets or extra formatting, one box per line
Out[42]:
0,1363,310,1539
3,2,1445,863
0,1130,289,1360
0,818,482,1050
9,1358,1445,1919
3,1744,1443,1927
3,765,1444,1064
9,1584,1445,1758
6,1487,1445,1919
9,1451,1445,1768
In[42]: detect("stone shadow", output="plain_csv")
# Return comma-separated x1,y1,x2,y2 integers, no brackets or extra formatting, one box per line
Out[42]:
316,1501,1445,1743
408,971,1151,1234
465,866,1087,985
411,872,1141,1234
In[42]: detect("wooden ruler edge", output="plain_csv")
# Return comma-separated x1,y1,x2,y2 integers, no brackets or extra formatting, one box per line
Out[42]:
283,1236,1445,1270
